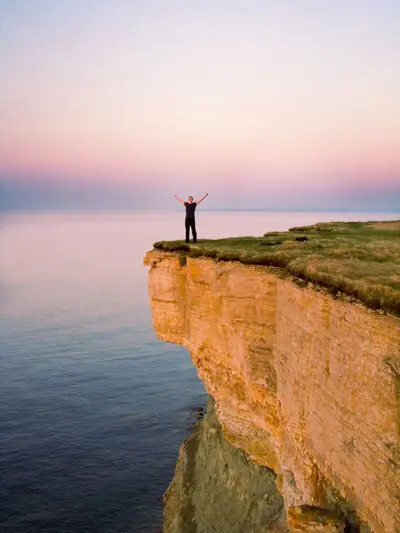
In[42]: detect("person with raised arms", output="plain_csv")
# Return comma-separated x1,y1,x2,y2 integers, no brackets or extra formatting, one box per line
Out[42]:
174,193,209,243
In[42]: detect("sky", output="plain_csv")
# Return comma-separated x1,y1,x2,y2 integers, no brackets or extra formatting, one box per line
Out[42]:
1,0,399,210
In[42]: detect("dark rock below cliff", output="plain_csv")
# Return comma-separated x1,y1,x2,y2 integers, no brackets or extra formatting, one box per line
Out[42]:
163,397,286,533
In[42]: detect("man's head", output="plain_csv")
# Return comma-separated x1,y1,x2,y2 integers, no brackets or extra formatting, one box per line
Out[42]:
188,196,194,203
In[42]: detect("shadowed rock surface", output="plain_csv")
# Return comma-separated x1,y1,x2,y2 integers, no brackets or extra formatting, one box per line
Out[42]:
163,397,286,533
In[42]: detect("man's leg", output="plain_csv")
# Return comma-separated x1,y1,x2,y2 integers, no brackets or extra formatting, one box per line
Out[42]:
191,220,197,242
185,219,190,242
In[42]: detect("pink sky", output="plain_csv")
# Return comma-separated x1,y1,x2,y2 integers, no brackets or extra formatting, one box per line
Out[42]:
1,1,399,208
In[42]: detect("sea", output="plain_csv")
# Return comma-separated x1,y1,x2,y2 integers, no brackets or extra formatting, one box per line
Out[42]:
1,210,397,533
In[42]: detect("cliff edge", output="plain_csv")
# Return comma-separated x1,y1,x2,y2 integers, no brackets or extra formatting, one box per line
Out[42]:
144,237,400,532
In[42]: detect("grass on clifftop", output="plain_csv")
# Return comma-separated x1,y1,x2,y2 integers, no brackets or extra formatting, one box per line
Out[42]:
153,220,400,315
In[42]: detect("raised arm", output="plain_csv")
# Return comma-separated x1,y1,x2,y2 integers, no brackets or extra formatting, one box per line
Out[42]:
196,192,209,205
174,194,185,205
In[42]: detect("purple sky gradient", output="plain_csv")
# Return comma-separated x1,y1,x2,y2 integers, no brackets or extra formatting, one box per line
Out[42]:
1,1,399,210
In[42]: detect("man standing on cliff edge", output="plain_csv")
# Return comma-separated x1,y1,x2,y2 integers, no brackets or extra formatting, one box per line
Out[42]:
174,193,209,243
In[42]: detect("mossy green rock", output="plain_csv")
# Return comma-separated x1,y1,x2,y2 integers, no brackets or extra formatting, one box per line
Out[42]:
163,398,285,533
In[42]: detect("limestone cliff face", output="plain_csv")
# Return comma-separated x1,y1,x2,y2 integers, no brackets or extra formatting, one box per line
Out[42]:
144,251,400,533
165,398,347,533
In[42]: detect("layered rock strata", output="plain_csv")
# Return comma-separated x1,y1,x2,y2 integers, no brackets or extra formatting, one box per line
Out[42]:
144,251,400,532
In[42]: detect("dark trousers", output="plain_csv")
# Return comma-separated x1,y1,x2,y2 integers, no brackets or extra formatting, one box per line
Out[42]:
185,218,197,242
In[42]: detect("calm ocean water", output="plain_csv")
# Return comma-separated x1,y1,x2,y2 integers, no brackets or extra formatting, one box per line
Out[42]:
1,210,397,533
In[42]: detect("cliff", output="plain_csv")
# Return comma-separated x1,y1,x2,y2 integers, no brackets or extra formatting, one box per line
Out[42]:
144,250,400,532
165,397,347,533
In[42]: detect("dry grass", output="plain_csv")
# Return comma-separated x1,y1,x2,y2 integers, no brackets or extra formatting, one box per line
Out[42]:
153,220,400,315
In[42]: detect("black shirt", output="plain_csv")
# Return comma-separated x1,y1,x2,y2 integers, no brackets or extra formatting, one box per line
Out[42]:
184,202,197,219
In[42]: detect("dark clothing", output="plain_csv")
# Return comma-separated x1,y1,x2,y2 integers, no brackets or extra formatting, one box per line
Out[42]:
185,218,197,242
184,202,197,242
184,201,197,219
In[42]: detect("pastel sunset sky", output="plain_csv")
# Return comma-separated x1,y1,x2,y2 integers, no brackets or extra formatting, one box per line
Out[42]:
1,0,399,210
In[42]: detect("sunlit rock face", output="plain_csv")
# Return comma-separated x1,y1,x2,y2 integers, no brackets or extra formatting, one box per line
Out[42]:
144,251,400,533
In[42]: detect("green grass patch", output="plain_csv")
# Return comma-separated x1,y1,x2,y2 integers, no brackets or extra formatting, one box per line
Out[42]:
153,220,400,315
